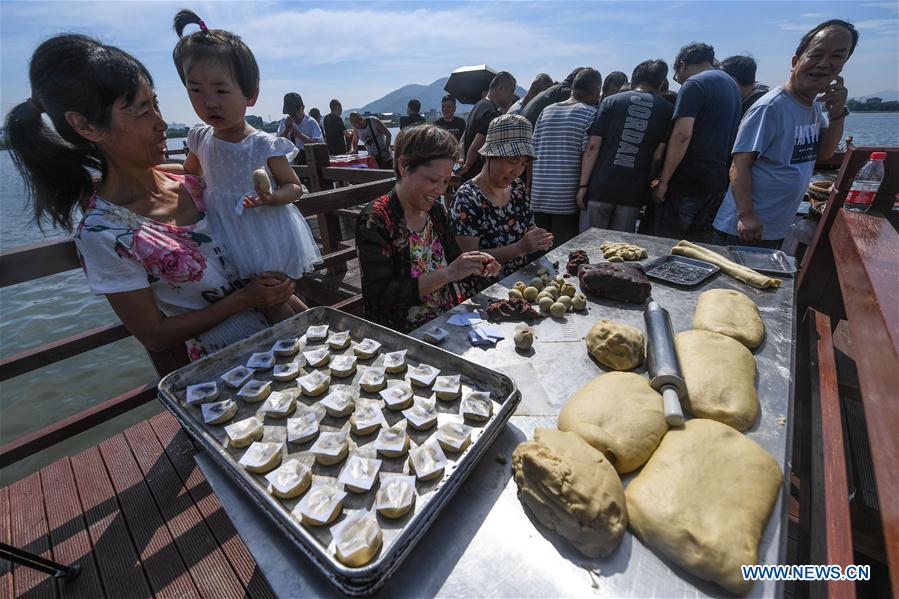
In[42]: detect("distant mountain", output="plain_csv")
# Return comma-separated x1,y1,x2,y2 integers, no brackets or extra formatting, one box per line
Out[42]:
853,90,899,102
359,77,528,114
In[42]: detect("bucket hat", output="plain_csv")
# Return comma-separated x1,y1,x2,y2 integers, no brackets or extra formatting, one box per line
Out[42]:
478,113,537,159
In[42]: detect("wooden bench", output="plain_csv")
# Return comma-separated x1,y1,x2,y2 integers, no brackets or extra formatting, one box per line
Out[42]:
794,146,899,597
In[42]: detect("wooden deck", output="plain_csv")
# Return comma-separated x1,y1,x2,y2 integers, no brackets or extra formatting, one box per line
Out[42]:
1,411,274,599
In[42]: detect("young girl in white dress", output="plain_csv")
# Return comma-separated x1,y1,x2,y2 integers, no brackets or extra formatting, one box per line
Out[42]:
173,9,321,322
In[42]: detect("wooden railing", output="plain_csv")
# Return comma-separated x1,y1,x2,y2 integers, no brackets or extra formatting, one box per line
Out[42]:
794,147,898,597
0,143,395,468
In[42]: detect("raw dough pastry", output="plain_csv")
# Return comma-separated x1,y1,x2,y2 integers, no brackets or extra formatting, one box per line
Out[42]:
265,459,312,499
331,511,383,567
272,360,302,382
600,241,647,261
186,382,218,405
557,372,666,473
202,399,237,425
693,288,765,349
353,338,382,359
238,441,283,473
329,355,357,378
375,475,416,518
236,379,271,403
585,320,645,371
246,351,275,370
294,482,346,526
671,240,781,289
383,350,408,373
512,428,627,559
327,330,351,350
224,416,264,448
675,329,759,431
625,419,782,595
272,338,300,357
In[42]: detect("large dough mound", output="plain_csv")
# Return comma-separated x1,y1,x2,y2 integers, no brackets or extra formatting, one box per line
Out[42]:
557,372,666,473
586,320,645,371
676,329,759,431
512,428,627,558
625,419,782,595
693,289,765,349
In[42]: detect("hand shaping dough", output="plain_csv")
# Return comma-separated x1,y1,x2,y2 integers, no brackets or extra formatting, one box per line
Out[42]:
512,428,627,558
670,240,781,289
557,372,666,473
586,320,645,371
625,419,782,595
693,288,765,349
676,329,759,431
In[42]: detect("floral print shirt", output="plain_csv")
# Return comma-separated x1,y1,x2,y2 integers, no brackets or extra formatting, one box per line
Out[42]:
356,189,464,333
406,218,456,330
74,172,269,361
451,177,534,296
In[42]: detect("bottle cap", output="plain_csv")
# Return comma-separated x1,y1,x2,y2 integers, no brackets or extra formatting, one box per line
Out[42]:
870,151,887,160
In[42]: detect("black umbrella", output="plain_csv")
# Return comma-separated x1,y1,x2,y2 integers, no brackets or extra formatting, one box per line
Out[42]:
444,65,497,105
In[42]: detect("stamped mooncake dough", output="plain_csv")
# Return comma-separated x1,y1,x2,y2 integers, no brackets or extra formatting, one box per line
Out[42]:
512,428,627,559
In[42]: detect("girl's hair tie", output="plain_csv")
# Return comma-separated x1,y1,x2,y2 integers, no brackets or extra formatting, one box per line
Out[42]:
198,20,208,32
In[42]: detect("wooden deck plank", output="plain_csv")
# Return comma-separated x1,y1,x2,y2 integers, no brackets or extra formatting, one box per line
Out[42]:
148,412,275,599
39,460,104,599
97,435,199,599
8,472,56,598
69,447,150,599
1,487,14,599
123,421,246,599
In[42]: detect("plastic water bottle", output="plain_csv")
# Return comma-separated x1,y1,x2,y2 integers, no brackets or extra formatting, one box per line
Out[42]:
844,152,886,213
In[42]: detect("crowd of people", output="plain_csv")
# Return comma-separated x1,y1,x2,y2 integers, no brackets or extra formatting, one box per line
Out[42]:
4,12,857,360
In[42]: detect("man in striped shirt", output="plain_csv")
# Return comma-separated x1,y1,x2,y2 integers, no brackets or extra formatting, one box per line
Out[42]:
530,68,602,248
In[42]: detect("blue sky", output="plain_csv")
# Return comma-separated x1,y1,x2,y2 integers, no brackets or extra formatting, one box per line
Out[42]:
2,1,897,125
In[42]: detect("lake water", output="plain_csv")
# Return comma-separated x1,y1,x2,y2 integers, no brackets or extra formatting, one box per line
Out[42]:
1,113,897,483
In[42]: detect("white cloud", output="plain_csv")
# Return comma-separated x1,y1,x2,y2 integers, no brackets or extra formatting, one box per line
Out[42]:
853,18,899,30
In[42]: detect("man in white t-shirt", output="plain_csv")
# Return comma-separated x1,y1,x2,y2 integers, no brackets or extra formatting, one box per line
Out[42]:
277,92,323,164
713,20,855,247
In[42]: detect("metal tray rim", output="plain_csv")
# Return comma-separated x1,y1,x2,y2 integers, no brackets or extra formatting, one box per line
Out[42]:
642,254,720,286
157,307,521,594
726,245,798,275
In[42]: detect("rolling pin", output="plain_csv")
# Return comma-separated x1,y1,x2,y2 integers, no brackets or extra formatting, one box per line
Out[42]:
643,300,687,426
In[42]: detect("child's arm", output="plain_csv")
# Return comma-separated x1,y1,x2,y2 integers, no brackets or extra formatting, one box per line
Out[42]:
182,152,202,176
244,155,302,208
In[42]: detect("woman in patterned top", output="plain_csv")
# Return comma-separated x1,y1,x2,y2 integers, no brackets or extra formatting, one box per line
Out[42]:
5,35,295,361
356,125,501,333
451,114,553,297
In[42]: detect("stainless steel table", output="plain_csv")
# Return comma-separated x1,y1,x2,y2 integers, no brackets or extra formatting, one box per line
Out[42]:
200,229,794,597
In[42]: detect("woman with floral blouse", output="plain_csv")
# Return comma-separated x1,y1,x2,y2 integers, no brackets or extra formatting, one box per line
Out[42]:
6,35,295,361
451,114,553,297
356,125,501,333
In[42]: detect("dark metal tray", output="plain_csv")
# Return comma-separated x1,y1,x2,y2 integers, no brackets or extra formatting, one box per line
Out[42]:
643,254,719,286
157,307,520,595
727,246,797,275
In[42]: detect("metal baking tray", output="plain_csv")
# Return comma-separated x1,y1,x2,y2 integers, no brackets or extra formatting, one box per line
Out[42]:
157,307,520,595
643,254,720,286
727,246,797,275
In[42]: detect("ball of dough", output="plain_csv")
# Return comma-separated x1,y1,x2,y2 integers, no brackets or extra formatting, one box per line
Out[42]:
586,320,645,371
693,289,765,349
570,293,587,311
549,302,567,318
523,286,539,301
512,428,627,558
514,281,526,293
558,372,667,473
508,289,523,300
529,277,544,290
557,295,572,309
560,282,577,297
675,329,759,431
545,285,560,300
538,297,554,312
514,326,534,350
625,419,782,595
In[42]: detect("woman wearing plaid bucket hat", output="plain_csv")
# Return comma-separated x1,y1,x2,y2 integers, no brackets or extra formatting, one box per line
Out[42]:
451,113,553,297
356,124,501,333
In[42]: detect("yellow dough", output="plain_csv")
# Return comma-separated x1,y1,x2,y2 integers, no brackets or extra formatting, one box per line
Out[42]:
675,329,759,431
585,320,645,371
671,240,781,289
512,428,627,559
625,419,782,596
557,372,666,473
693,289,765,349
